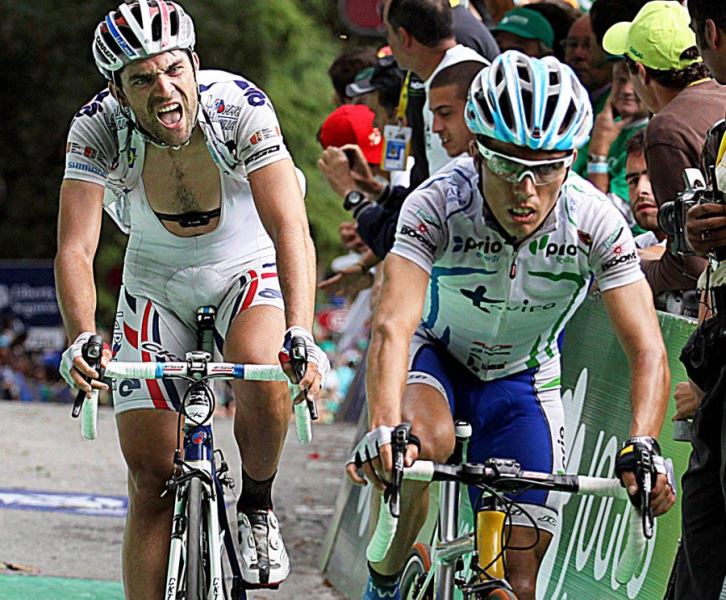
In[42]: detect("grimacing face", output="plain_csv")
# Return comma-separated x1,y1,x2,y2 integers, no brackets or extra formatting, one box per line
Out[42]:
117,50,199,147
429,83,474,158
474,138,571,240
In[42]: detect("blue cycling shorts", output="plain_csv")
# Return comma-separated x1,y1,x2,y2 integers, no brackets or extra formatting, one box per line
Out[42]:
408,329,566,534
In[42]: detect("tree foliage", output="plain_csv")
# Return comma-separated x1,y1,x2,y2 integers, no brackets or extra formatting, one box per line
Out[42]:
0,0,353,323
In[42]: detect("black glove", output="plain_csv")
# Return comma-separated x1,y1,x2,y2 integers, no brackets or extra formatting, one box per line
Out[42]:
614,436,663,509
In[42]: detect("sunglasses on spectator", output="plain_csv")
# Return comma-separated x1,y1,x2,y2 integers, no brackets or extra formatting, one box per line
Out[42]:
476,140,574,185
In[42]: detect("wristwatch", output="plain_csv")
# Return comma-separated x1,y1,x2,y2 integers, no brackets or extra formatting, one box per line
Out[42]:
343,190,366,211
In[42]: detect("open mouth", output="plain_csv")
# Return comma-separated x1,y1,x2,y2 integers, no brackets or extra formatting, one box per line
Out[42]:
156,102,183,128
509,206,536,223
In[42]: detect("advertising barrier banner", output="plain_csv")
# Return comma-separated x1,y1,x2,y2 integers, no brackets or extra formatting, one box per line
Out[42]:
321,297,696,599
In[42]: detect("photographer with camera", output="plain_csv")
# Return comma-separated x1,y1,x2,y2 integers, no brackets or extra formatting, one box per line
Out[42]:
663,2,726,598
603,2,726,297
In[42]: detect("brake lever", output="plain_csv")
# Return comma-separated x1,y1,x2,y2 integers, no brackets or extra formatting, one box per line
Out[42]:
387,423,411,518
638,452,655,539
71,335,104,418
290,336,318,421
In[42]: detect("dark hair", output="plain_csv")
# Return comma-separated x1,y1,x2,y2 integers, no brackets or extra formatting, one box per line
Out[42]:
430,61,485,100
387,0,453,47
625,51,712,90
328,47,378,103
688,0,726,48
626,130,645,156
590,0,651,46
525,2,580,61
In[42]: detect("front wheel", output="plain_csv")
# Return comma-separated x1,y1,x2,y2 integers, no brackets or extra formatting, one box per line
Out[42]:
186,478,208,600
400,542,433,600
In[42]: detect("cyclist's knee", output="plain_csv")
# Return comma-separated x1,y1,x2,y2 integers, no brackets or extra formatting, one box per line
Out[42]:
126,459,175,511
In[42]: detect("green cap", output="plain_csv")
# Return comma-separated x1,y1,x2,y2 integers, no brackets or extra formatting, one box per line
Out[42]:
602,1,702,71
492,8,555,49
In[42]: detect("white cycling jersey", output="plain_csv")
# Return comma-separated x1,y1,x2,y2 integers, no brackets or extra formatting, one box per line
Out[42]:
63,69,292,313
392,157,644,380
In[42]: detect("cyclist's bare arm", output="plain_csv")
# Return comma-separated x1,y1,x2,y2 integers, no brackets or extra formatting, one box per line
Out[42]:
249,159,319,384
601,278,674,515
346,254,429,487
55,179,110,390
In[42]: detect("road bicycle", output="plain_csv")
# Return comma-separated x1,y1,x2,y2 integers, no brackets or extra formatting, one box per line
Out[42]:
367,423,651,600
71,306,315,599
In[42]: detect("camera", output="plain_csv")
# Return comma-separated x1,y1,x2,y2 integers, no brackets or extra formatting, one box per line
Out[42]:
658,168,711,255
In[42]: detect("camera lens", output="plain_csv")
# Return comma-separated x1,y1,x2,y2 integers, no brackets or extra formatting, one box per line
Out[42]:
658,201,677,236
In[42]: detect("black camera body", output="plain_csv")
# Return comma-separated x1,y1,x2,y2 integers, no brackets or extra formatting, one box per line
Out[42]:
658,168,711,255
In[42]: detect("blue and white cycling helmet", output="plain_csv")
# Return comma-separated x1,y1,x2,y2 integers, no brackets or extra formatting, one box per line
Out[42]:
92,0,196,81
466,50,592,151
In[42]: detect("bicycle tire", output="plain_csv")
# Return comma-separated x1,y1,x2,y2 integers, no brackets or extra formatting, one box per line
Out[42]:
186,478,207,600
400,542,433,600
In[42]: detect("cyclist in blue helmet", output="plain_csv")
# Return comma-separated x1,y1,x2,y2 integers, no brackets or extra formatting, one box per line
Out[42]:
347,51,675,600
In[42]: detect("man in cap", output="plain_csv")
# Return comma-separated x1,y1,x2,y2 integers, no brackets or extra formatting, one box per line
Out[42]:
492,7,555,58
603,0,725,295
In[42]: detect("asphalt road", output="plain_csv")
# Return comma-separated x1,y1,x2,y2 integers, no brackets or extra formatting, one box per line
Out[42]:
0,401,354,599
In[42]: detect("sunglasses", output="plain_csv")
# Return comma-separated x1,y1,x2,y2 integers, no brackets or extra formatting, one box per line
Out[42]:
476,141,574,186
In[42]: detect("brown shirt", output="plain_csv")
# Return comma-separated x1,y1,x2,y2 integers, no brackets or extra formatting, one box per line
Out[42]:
643,79,726,295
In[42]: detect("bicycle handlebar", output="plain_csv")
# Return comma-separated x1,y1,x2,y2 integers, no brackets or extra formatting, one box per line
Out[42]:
82,361,312,444
367,460,647,584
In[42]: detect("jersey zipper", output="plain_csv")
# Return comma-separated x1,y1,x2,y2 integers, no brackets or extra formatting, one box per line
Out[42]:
509,249,519,279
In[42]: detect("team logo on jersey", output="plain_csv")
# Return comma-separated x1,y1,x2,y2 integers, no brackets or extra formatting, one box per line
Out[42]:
415,208,442,229
529,235,577,264
577,230,593,246
469,340,512,357
452,235,503,255
207,98,243,131
400,224,436,253
460,285,557,313
249,127,281,145
601,250,637,272
66,142,99,160
602,226,625,250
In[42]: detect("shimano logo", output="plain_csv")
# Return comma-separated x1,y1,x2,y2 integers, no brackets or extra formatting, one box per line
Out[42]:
400,225,436,253
601,250,637,272
452,236,503,254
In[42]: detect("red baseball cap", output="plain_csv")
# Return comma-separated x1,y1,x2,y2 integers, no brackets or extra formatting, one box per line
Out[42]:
318,105,382,165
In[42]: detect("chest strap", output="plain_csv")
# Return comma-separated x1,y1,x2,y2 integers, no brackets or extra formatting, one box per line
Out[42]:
154,208,221,228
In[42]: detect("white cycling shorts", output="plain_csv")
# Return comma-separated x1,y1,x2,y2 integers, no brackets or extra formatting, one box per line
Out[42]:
110,260,284,414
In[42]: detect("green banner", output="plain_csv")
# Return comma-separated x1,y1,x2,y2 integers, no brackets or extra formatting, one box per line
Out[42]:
321,297,696,599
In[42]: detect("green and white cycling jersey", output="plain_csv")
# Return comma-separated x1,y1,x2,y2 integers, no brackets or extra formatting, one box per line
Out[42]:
391,156,643,381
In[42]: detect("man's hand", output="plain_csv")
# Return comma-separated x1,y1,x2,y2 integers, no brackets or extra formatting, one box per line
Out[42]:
615,437,675,517
686,202,726,255
345,425,420,490
673,380,701,421
279,326,330,404
338,221,367,252
340,144,385,196
59,332,111,396
589,94,632,156
318,263,374,298
317,146,358,198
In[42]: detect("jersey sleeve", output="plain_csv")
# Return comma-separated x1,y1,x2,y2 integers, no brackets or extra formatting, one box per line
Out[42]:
63,91,118,187
588,199,644,292
390,183,448,274
233,86,291,175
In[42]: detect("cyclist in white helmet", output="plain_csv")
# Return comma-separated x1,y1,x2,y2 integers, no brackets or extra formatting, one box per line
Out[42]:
56,1,329,596
346,51,675,600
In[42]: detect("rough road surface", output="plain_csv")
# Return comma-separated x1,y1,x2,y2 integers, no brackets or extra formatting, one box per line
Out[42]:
0,402,353,599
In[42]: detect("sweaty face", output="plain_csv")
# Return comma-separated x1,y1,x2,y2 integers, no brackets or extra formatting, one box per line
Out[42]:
429,84,473,157
625,151,659,232
118,50,198,147
476,138,570,240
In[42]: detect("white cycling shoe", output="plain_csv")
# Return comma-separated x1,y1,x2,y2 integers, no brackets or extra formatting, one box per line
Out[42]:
237,509,290,587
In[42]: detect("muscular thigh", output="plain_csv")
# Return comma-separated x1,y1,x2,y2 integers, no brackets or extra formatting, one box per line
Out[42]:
117,408,182,501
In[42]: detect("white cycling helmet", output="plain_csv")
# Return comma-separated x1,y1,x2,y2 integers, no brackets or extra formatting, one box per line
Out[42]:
92,0,196,81
466,50,592,151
